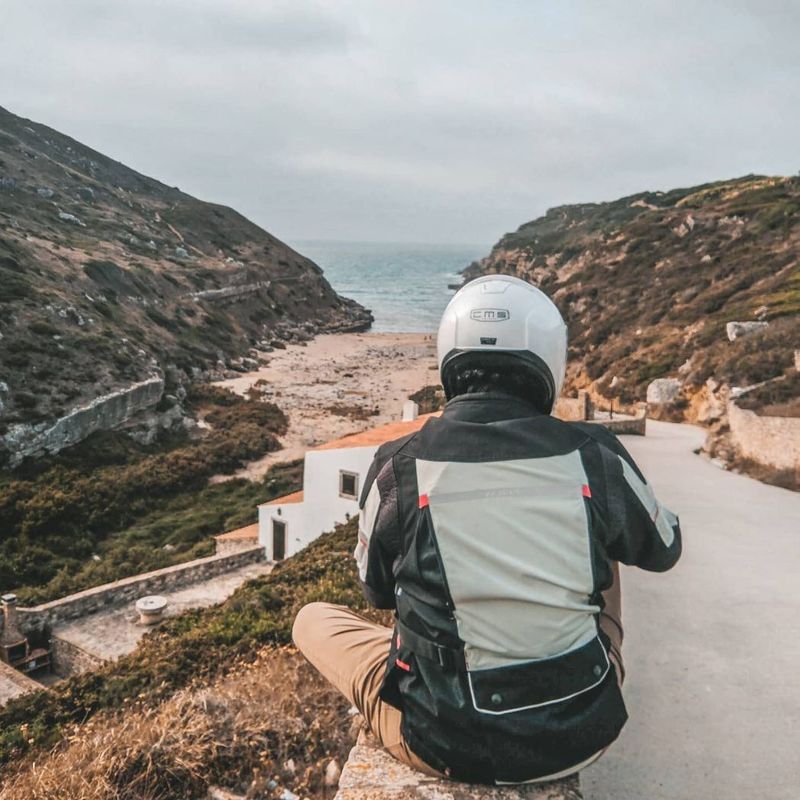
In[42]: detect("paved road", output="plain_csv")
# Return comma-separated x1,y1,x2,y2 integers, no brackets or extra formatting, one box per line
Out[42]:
582,420,800,800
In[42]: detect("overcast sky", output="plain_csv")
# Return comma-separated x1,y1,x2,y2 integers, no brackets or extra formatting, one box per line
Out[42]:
1,1,799,246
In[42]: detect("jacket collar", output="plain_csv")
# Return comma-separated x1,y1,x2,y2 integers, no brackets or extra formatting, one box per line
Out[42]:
442,391,545,423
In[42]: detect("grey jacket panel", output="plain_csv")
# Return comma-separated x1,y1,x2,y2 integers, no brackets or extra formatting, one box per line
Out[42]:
416,453,598,670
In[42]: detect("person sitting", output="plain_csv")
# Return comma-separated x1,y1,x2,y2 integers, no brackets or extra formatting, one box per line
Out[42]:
292,275,682,784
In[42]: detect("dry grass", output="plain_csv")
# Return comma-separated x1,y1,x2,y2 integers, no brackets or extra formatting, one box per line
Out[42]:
1,647,355,800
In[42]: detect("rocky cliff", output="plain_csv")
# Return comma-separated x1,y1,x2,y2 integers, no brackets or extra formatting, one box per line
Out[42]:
463,175,799,419
0,105,371,464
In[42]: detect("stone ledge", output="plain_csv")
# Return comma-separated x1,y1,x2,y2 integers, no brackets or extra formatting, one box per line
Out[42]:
7,545,265,637
335,732,582,799
0,658,43,706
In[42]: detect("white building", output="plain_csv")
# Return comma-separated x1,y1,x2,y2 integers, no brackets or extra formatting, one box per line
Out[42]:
258,413,434,561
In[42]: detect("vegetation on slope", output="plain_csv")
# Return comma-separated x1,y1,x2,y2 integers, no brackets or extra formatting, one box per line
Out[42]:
1,649,353,800
0,519,376,798
465,175,800,412
0,518,370,768
0,386,293,603
0,104,369,432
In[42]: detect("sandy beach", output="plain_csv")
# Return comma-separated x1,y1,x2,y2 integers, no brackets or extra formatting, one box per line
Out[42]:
214,332,438,480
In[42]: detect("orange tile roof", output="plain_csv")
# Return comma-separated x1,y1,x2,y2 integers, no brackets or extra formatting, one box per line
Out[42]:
259,489,305,508
311,413,439,452
214,523,259,542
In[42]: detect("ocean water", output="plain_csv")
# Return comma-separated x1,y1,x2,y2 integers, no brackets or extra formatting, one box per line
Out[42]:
293,240,488,333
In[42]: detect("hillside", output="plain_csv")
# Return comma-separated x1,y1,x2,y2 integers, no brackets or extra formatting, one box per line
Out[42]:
0,518,375,800
0,106,371,463
463,175,799,412
0,385,300,602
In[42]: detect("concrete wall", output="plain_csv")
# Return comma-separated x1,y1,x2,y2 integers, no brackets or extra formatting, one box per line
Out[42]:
554,391,591,422
591,404,648,436
215,537,258,557
260,501,306,560
6,546,264,638
303,447,372,546
259,446,375,560
191,281,269,302
50,634,104,676
598,415,647,436
727,401,800,472
1,375,164,466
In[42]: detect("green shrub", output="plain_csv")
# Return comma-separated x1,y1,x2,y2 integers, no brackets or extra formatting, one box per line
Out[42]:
1,389,291,596
145,306,181,331
15,460,302,604
28,320,59,336
12,391,37,409
4,352,30,368
0,268,34,302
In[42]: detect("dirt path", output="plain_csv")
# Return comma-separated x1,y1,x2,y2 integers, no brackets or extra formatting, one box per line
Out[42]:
213,332,438,480
583,420,800,799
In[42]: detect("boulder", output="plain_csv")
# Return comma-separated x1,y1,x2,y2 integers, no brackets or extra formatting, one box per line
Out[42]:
57,210,84,226
726,321,769,342
694,379,726,424
646,378,682,405
325,759,343,787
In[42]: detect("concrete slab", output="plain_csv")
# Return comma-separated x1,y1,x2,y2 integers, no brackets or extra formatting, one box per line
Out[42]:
582,421,800,799
52,561,273,662
0,659,41,706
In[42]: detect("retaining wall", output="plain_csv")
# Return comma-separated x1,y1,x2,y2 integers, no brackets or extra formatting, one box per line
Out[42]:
727,401,800,472
191,281,270,302
595,404,648,436
215,537,259,557
554,391,591,422
1,375,164,466
4,546,264,638
50,634,104,676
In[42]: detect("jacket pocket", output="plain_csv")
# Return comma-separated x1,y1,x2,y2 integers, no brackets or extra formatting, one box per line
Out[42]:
468,635,610,715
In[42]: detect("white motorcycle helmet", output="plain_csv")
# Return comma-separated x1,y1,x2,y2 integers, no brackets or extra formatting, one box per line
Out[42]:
437,275,567,412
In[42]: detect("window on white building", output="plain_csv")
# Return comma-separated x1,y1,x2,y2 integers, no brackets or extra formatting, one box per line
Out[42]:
339,470,359,499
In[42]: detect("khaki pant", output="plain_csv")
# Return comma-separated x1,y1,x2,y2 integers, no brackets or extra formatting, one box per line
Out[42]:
292,564,624,778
